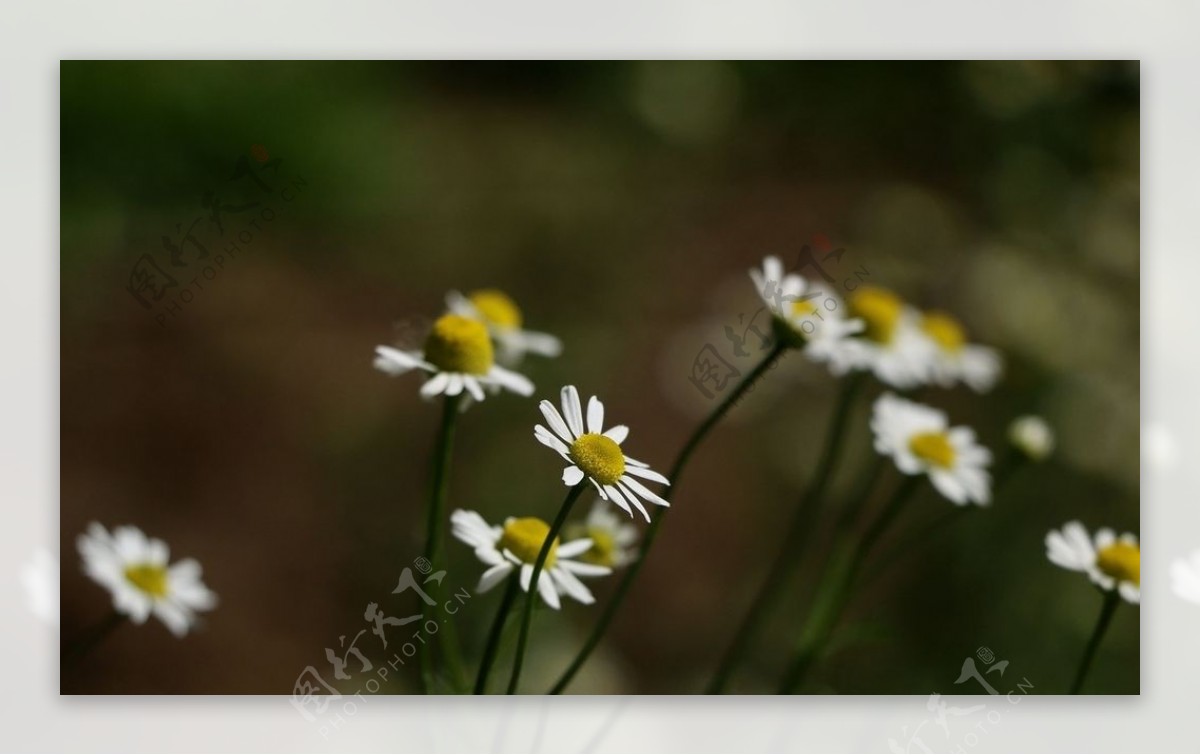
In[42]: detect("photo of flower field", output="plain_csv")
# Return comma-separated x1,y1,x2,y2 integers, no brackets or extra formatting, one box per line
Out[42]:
59,60,1140,696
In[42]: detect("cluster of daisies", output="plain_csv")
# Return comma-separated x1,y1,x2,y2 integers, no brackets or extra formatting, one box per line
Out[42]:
374,290,662,613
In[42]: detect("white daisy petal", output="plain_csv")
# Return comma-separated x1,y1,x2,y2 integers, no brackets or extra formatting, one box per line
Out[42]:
562,386,584,437
619,476,669,509
557,539,593,558
603,425,630,444
539,400,574,442
587,396,605,434
537,571,561,610
419,372,451,398
563,465,586,486
487,365,534,397
616,481,650,522
551,567,595,604
478,563,514,594
604,485,633,516
623,464,670,486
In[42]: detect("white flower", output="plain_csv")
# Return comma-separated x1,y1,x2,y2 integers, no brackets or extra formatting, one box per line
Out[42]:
21,548,59,627
748,255,863,373
918,310,1003,392
842,286,936,389
1009,415,1055,461
566,499,640,568
446,289,562,366
871,392,992,506
1171,550,1200,606
450,509,610,610
374,313,534,402
77,523,217,636
534,385,671,522
1045,521,1140,604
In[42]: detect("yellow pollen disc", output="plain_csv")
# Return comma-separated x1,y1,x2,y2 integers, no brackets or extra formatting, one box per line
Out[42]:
909,431,956,468
569,433,626,486
849,286,904,344
1096,542,1140,585
124,563,169,598
424,314,494,375
922,311,967,353
499,517,559,568
582,526,618,567
468,289,523,330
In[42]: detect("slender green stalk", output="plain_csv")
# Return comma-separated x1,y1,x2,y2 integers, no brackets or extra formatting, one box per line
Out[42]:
474,575,520,694
706,372,867,694
418,393,462,694
548,342,788,694
777,474,919,693
63,610,126,666
506,482,586,694
1069,590,1120,694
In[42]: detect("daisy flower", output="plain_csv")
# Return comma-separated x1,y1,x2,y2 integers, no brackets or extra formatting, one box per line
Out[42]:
1171,550,1200,606
1009,415,1055,461
77,523,218,636
534,385,671,522
1045,521,1140,604
843,286,935,389
374,313,534,402
566,499,640,568
446,288,562,366
918,310,1002,392
748,255,863,372
450,509,610,610
870,392,992,506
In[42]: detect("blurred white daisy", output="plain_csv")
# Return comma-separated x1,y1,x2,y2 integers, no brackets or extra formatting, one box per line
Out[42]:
871,392,992,506
843,286,934,389
374,313,534,402
21,548,59,627
534,385,671,522
919,310,1003,392
446,288,562,366
1170,550,1200,606
1045,521,1140,604
77,523,218,636
748,255,863,371
566,499,640,568
450,509,610,610
1009,415,1055,461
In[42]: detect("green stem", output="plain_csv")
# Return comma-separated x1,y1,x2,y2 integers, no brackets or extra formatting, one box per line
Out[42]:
547,342,788,694
506,483,586,694
706,372,866,694
777,474,919,693
63,610,126,666
474,574,520,694
1069,590,1120,694
418,393,461,694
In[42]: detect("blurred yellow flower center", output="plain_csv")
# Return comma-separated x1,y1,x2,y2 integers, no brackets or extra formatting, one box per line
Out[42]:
424,314,494,375
909,431,956,468
124,563,168,598
499,517,559,567
1096,542,1140,585
849,286,904,344
922,311,967,353
582,526,618,567
569,433,626,486
468,289,523,330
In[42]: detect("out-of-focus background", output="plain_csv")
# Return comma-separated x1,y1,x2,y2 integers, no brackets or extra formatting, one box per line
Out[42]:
60,61,1138,694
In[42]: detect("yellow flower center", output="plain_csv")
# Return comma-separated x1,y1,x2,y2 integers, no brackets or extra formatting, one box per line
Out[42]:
921,311,967,353
569,433,626,486
581,526,618,567
124,563,169,598
468,289,523,330
424,314,494,375
1096,542,1140,585
849,286,904,344
909,431,956,468
499,517,559,568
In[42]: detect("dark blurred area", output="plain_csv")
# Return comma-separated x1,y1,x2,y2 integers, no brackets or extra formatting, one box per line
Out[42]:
60,61,1139,694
